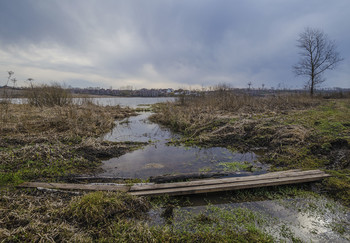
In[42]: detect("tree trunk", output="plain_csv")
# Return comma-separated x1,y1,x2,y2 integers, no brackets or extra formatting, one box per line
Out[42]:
310,77,314,96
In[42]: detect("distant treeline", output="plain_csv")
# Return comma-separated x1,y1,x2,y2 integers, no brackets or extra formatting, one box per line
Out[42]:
1,85,350,98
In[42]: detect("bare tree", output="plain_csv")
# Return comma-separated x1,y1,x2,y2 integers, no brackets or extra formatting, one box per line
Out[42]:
6,71,14,86
11,78,17,88
27,78,34,89
247,82,252,90
293,27,343,96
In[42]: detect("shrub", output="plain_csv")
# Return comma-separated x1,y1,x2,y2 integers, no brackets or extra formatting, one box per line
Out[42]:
27,83,72,107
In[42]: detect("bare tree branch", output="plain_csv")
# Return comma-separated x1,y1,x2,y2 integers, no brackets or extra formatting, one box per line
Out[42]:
293,27,343,96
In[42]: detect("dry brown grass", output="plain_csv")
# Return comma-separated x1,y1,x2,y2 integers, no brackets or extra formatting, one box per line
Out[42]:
0,101,139,184
0,190,151,242
151,92,322,140
0,103,136,141
180,92,321,113
26,84,73,107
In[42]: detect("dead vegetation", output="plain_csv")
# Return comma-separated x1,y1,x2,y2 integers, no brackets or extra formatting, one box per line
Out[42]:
1,102,135,140
151,92,322,146
26,83,73,107
0,190,151,242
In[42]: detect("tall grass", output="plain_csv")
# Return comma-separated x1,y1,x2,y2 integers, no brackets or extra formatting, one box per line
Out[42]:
0,102,135,140
151,91,323,137
1,83,136,138
178,91,322,113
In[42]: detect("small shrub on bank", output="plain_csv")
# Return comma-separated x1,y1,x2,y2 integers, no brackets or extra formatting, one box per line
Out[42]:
27,83,72,107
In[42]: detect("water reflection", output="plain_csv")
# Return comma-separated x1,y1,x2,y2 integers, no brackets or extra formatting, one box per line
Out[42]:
148,197,350,242
101,142,260,179
104,112,174,142
3,97,176,107
101,109,265,179
90,97,176,108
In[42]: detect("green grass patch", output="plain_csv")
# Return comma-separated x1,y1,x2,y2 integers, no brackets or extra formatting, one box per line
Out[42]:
165,206,274,242
218,161,255,172
285,100,350,140
323,170,350,206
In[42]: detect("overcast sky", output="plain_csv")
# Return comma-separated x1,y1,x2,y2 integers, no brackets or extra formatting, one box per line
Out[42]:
0,0,349,89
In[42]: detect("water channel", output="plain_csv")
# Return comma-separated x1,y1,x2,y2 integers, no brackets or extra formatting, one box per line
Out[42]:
98,98,264,179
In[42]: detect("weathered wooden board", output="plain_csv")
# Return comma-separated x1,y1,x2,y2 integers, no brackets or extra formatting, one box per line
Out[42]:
18,169,330,196
130,169,312,191
19,182,130,192
129,173,329,196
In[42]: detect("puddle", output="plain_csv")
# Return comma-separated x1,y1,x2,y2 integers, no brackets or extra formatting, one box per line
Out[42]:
101,111,265,179
148,196,350,242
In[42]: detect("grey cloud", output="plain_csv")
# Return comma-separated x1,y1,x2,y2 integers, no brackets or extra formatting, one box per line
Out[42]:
0,0,349,88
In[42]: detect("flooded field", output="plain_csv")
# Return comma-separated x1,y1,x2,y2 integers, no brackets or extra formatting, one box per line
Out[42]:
2,96,349,242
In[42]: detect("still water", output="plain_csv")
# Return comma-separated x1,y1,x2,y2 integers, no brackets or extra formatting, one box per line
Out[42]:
148,195,350,242
90,97,176,108
3,97,176,107
99,97,265,179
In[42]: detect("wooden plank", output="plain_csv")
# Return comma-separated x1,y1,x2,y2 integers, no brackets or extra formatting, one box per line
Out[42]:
68,176,132,181
18,170,330,196
129,169,322,191
129,173,330,196
150,169,302,183
19,182,130,192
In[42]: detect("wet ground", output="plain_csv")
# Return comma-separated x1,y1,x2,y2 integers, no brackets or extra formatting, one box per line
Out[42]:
148,194,350,242
99,99,349,242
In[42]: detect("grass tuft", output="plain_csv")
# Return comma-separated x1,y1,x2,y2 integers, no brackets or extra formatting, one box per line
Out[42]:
63,191,150,226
